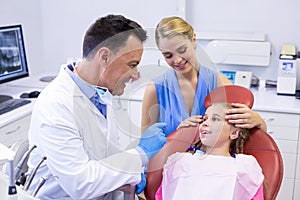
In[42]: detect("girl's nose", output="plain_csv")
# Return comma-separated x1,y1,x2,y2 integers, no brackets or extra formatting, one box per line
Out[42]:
201,118,209,127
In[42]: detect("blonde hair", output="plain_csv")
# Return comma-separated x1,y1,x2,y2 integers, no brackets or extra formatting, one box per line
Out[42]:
155,16,194,47
190,103,250,155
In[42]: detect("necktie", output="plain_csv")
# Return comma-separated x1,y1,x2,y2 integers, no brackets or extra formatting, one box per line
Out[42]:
93,92,107,118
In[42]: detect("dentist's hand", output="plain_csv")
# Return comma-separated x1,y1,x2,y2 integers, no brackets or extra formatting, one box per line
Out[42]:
136,173,146,194
138,123,167,160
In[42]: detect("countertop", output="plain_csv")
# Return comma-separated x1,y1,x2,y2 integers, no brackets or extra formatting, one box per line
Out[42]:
251,87,300,114
119,85,300,115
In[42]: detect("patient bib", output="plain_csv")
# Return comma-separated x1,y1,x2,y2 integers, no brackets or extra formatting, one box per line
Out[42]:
160,153,263,200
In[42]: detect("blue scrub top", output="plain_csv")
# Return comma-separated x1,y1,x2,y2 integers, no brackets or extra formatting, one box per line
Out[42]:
154,66,217,136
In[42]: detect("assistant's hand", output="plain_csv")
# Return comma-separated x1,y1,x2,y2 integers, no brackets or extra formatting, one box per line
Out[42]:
176,115,203,130
136,173,146,194
138,123,167,160
225,103,267,131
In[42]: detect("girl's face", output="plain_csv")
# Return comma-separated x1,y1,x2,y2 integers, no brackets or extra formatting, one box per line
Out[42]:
158,34,198,74
199,104,238,152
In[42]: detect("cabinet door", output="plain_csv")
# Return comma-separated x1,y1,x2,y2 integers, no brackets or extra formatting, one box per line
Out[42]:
294,180,300,200
295,154,300,200
0,114,31,147
258,111,299,140
277,178,295,200
256,111,299,200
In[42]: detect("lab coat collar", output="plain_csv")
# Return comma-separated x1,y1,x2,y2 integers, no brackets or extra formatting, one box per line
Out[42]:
64,64,95,99
59,66,104,118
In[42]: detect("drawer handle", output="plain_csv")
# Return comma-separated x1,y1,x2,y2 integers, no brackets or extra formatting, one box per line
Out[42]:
263,118,275,122
268,131,274,134
5,126,21,135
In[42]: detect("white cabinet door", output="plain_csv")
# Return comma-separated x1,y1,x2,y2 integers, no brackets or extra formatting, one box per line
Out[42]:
0,114,31,147
277,178,295,200
294,180,300,200
256,111,300,200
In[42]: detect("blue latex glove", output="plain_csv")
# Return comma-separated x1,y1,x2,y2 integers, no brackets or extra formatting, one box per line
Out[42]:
136,173,146,194
138,123,167,160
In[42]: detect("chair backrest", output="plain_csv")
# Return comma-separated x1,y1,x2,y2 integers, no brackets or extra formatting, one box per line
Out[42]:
204,84,254,108
144,85,283,200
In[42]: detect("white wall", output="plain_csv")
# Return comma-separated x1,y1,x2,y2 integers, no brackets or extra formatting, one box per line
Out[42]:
0,0,181,75
1,0,299,81
186,0,300,81
40,0,180,73
0,0,44,75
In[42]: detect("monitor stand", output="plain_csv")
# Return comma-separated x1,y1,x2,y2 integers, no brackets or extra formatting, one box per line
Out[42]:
0,95,13,103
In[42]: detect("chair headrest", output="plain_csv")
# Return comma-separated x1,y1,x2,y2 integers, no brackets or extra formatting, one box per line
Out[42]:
204,85,254,109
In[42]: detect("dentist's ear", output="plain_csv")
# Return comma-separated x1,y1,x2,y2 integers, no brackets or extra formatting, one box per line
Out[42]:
230,129,240,140
97,47,110,66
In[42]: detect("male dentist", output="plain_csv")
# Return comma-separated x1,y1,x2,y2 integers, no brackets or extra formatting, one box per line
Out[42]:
26,14,166,200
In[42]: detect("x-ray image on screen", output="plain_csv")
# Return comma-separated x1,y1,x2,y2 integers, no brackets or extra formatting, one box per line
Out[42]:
0,25,29,84
0,30,22,74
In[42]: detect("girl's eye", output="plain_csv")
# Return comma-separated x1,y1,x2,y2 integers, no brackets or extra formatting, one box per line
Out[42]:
212,116,220,122
203,116,208,121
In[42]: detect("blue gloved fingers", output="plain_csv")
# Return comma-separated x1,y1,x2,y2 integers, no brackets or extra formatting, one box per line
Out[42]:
157,131,167,146
136,173,146,194
143,131,167,158
141,123,166,137
138,123,167,160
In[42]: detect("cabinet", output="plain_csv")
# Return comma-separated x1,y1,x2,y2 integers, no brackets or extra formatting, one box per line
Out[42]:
0,73,53,148
0,114,31,147
255,111,300,200
294,139,300,199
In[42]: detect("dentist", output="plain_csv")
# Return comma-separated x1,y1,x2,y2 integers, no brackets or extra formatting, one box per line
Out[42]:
26,14,166,200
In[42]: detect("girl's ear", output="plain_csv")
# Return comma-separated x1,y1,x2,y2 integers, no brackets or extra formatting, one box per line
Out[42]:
230,129,240,140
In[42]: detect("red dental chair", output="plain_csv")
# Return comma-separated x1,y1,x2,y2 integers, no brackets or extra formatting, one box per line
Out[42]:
144,85,283,200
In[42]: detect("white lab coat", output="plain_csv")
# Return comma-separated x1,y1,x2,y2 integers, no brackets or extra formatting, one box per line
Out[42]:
27,66,142,200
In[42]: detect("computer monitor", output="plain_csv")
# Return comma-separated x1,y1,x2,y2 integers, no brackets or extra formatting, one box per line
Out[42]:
0,24,29,84
0,24,29,102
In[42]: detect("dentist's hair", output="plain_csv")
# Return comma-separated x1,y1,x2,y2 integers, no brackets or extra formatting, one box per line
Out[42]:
82,14,147,59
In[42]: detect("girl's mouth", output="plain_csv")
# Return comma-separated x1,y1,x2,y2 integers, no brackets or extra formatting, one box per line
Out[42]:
200,130,211,135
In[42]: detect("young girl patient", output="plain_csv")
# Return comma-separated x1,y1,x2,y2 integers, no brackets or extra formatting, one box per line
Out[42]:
156,103,264,200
